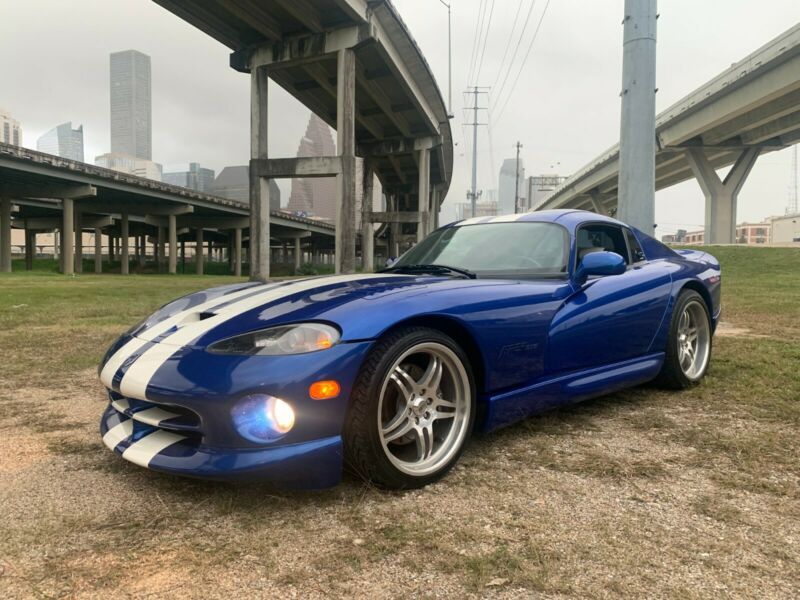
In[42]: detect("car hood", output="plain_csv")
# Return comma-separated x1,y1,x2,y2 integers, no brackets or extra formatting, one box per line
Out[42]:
128,273,525,349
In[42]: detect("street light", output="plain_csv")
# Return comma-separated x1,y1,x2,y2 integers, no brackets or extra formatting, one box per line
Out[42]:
438,0,453,118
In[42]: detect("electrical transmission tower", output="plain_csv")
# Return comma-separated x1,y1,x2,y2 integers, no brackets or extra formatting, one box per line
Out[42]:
464,87,491,217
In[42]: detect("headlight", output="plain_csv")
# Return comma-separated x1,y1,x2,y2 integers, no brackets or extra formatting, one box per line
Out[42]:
231,395,295,442
208,323,340,356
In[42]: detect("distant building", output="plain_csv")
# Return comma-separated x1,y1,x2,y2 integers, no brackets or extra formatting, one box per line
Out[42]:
287,113,338,220
768,213,800,243
36,122,84,161
680,222,772,245
455,201,498,220
661,229,687,244
211,165,280,210
95,152,162,181
498,158,526,215
110,50,152,160
1,109,22,146
527,174,567,211
163,162,215,192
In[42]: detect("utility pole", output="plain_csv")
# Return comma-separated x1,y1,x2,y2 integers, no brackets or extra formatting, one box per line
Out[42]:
465,86,490,218
617,0,657,232
514,141,523,213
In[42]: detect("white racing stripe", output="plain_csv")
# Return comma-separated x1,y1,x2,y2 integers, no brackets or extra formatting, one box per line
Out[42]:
121,430,187,467
102,419,134,450
110,398,130,413
117,274,398,400
130,406,181,427
488,214,528,223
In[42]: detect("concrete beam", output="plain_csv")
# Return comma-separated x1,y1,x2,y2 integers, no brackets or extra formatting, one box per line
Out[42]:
370,211,420,223
178,216,251,230
0,183,97,200
244,26,363,71
252,157,342,178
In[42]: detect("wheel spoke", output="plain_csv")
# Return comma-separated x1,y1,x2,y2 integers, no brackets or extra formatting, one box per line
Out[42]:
383,414,415,443
413,424,435,461
418,355,443,394
390,366,417,399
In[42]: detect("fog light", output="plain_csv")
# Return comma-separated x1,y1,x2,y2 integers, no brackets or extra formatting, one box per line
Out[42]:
309,380,341,400
231,394,295,443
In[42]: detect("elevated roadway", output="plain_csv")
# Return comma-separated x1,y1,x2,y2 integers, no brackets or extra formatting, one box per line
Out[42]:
536,23,800,243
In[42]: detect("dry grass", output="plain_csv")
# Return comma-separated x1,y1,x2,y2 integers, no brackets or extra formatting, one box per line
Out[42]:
1,247,799,598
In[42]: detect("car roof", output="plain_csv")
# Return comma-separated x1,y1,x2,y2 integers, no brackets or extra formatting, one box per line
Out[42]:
449,209,627,231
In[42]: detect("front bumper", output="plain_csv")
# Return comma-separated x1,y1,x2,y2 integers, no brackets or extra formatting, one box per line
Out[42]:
98,339,374,489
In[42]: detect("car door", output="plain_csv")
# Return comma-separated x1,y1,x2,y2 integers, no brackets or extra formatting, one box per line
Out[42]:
545,222,674,374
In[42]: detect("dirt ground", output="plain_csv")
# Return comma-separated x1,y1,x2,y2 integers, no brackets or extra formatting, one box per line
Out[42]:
1,249,798,598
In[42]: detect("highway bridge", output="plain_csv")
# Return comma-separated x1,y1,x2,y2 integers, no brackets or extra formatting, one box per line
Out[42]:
536,23,800,244
0,142,334,274
151,0,453,279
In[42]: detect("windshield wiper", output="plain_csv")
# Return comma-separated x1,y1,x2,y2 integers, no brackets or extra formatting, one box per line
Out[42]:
381,263,477,279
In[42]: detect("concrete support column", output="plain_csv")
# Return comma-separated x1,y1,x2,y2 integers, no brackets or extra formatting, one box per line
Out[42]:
250,65,271,281
234,228,242,277
120,213,130,275
62,198,74,275
168,214,177,274
685,147,760,244
196,228,204,275
74,209,83,273
94,228,102,273
361,159,375,272
207,240,213,265
417,147,430,243
109,233,115,262
294,237,302,272
24,228,35,271
0,198,11,272
157,227,166,273
336,48,357,274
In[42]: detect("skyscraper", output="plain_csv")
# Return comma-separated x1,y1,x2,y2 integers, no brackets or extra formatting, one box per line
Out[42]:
211,166,281,210
110,50,151,160
287,113,338,219
36,122,84,161
163,162,215,192
0,109,22,146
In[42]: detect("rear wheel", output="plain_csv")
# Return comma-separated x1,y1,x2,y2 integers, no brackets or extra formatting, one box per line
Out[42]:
344,327,475,489
655,290,712,389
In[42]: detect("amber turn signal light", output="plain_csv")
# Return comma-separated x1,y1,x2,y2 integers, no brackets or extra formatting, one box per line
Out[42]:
309,380,341,400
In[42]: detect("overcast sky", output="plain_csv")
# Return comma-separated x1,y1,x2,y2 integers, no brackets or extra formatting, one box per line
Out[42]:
2,0,799,235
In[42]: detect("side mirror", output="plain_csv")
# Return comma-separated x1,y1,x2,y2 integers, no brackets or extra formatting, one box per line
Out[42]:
574,251,626,285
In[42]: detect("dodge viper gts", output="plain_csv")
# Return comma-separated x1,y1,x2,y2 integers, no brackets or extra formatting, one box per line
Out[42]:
99,209,720,489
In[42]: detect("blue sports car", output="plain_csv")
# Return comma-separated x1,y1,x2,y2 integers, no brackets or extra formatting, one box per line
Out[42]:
99,209,720,489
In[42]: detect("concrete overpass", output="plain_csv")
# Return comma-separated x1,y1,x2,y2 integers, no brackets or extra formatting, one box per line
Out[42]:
536,23,800,244
151,0,453,279
0,142,334,274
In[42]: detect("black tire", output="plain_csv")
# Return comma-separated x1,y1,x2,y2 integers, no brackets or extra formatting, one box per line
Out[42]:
654,289,713,389
343,326,476,490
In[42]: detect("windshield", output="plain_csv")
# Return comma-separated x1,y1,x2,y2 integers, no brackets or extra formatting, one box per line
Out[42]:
393,222,568,277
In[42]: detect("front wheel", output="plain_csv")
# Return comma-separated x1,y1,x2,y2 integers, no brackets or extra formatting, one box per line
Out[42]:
654,290,712,389
344,327,476,489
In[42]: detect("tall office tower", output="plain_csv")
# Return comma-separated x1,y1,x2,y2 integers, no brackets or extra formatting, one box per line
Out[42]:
36,122,84,161
212,166,281,210
110,50,152,160
0,109,23,146
498,158,526,215
163,162,215,192
287,113,338,219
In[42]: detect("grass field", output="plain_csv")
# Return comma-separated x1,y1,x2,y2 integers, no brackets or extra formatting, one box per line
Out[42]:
0,247,798,598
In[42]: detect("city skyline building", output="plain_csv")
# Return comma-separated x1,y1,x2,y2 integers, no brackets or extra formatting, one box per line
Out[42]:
110,50,152,160
498,158,526,215
36,122,84,161
287,113,338,220
1,109,22,146
95,152,162,181
212,166,281,210
163,162,215,192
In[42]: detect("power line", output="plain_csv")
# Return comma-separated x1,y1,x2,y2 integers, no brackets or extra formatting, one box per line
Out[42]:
473,0,497,85
494,0,552,123
466,0,488,86
490,0,539,111
490,0,527,89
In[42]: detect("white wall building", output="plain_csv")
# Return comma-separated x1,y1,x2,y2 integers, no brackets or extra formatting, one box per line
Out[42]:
498,158,526,215
95,152,162,181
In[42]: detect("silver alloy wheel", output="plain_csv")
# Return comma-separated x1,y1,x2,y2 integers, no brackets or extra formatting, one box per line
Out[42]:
677,299,711,380
377,342,471,477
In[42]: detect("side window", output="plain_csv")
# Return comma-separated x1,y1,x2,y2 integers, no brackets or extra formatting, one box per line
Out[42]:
625,229,646,263
576,224,630,265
